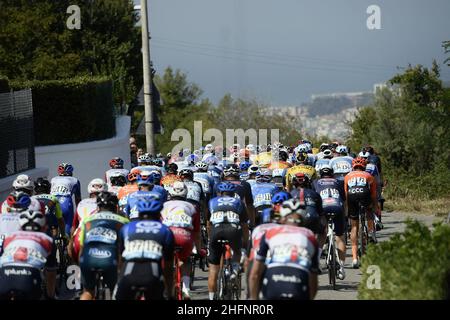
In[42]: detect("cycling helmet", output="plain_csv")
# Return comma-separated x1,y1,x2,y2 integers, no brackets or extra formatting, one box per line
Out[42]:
239,161,251,172
96,191,119,212
149,170,162,184
178,168,194,181
247,165,260,176
365,145,375,155
34,177,51,194
319,164,334,177
352,157,367,169
358,151,370,159
296,152,309,164
87,178,107,194
279,199,309,227
109,157,124,169
19,209,46,232
6,191,31,210
138,154,151,164
292,172,310,187
271,191,292,205
223,164,240,177
127,171,139,182
204,144,214,153
256,169,272,183
110,175,127,187
336,145,348,154
323,149,333,159
58,163,74,176
137,171,154,186
167,163,178,174
217,182,237,193
195,161,209,172
12,174,33,191
319,143,330,152
278,149,289,162
137,198,163,219
169,181,188,198
296,144,308,153
152,158,164,167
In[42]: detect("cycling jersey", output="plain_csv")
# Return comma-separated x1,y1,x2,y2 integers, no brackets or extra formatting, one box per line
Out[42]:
161,200,199,232
344,170,377,220
118,184,139,201
160,174,181,191
124,189,166,220
267,161,292,170
130,165,165,176
182,180,203,205
208,196,247,226
248,223,278,261
251,182,278,208
313,178,345,236
285,165,317,191
271,168,287,188
329,156,353,177
72,197,98,232
239,172,250,181
33,194,63,236
193,172,214,197
120,220,174,262
0,231,53,269
256,225,318,271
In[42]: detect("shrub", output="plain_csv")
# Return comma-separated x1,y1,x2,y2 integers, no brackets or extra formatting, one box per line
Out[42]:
358,220,450,299
0,75,9,93
11,76,115,146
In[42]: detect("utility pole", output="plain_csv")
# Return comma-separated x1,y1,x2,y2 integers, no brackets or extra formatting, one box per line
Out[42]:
140,0,155,154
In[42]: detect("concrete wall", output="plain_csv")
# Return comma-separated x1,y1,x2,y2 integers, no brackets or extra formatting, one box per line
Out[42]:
35,116,131,198
0,167,49,201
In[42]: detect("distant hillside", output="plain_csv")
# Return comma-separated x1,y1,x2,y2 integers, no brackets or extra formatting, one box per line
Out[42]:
306,92,374,117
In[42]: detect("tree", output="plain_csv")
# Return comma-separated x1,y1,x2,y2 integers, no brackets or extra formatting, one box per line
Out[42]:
443,40,450,67
0,0,142,107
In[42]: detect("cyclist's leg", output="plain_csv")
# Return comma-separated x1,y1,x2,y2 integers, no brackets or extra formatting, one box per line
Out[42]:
79,243,99,300
347,200,360,263
207,224,224,300
44,243,58,299
332,208,346,264
58,196,74,235
171,228,194,298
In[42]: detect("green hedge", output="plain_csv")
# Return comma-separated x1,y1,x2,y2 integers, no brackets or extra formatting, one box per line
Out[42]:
358,220,450,299
11,76,116,146
0,75,10,93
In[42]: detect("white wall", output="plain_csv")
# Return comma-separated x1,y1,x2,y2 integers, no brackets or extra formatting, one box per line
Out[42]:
35,116,131,198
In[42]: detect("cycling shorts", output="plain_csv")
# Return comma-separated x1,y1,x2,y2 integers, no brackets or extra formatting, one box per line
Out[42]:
262,266,311,300
348,200,373,221
45,242,58,271
255,205,272,226
79,243,118,290
208,223,242,265
170,227,194,261
57,196,74,234
115,260,164,300
323,204,344,236
0,266,42,300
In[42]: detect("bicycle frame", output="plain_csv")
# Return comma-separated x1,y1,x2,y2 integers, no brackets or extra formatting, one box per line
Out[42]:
326,216,339,290
358,203,368,258
94,271,105,300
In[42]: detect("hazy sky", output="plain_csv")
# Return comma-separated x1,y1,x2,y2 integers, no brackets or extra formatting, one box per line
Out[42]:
137,0,450,105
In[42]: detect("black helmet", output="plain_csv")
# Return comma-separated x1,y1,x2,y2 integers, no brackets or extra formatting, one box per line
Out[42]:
96,191,119,212
167,163,178,174
223,164,240,178
319,164,334,177
34,177,51,194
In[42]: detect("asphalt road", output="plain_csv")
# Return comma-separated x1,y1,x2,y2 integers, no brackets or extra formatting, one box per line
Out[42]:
58,211,440,300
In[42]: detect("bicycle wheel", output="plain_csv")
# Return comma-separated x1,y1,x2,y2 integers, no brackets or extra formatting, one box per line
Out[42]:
232,273,241,300
328,240,336,289
217,268,227,300
359,206,367,257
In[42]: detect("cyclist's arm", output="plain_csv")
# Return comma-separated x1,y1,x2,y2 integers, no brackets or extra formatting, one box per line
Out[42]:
53,199,67,237
74,181,81,206
369,176,378,209
249,234,268,300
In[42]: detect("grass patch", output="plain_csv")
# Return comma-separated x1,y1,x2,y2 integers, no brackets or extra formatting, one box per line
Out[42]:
385,196,450,216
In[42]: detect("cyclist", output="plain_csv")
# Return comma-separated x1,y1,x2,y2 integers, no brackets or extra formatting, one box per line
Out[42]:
193,161,214,204
70,178,107,236
239,161,252,182
315,149,333,172
108,172,127,196
313,165,346,280
124,171,167,220
344,157,378,268
220,164,256,227
116,198,175,300
78,192,129,300
329,145,353,182
160,163,182,191
246,164,260,188
50,163,81,234
267,148,292,170
285,152,317,192
207,182,249,300
251,170,278,226
161,181,205,299
248,199,319,300
105,157,129,189
178,168,205,214
316,143,331,160
0,208,53,300
11,174,34,196
33,178,66,299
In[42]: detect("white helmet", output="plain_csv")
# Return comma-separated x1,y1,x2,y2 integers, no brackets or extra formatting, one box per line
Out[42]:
138,154,151,163
323,149,333,159
248,165,260,175
336,145,348,154
359,151,370,158
88,178,107,194
19,209,46,231
195,161,209,171
204,144,214,153
170,181,188,198
296,144,309,153
13,174,33,191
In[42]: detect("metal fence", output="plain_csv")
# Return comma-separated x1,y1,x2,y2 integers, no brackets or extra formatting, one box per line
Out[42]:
0,89,35,178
